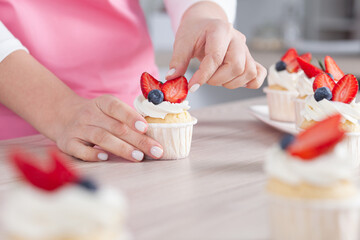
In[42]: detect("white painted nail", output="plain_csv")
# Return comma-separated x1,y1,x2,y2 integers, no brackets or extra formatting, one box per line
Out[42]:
132,150,144,161
98,153,108,161
135,121,147,132
189,84,200,93
166,68,176,77
150,146,163,158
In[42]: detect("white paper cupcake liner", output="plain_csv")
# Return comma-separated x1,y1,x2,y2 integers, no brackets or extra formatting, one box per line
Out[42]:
268,194,360,240
293,97,306,130
263,87,298,122
146,118,197,160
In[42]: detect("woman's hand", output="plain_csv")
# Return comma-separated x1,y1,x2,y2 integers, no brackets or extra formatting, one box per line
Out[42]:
0,51,162,162
166,1,267,92
55,95,164,162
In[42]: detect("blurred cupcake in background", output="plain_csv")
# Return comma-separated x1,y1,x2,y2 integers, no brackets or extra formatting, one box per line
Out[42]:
301,63,360,166
1,150,129,240
294,56,344,129
265,114,360,240
264,48,311,122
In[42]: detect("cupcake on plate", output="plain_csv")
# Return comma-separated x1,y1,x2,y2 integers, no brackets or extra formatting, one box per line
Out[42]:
1,150,128,240
134,72,197,159
301,65,360,166
265,114,360,240
294,56,344,129
263,48,312,122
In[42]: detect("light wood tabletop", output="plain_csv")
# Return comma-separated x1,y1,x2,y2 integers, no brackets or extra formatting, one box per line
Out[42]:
0,96,284,240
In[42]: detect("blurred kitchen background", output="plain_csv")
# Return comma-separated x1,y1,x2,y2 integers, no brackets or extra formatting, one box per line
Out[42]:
140,0,360,109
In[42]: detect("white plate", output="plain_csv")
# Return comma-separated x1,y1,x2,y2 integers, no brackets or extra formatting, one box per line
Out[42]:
248,105,298,135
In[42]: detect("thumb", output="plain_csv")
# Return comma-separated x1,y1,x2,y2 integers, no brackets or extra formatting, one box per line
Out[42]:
166,38,193,80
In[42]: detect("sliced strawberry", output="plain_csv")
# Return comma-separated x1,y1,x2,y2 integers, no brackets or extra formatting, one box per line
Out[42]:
286,52,312,73
11,149,78,191
288,114,345,160
141,72,162,98
281,48,298,64
312,73,336,92
332,74,358,104
297,57,323,78
161,76,188,103
325,56,345,81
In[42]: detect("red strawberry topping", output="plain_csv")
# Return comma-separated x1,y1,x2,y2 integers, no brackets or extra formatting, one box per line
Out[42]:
288,114,345,160
161,76,188,103
11,149,78,191
287,52,312,73
141,72,162,98
297,57,323,78
325,56,345,81
332,74,358,104
312,73,336,92
281,48,298,64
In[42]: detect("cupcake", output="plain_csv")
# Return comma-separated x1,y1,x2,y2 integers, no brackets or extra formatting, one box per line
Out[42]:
265,115,360,240
263,48,312,122
300,59,360,166
134,72,197,159
1,150,128,240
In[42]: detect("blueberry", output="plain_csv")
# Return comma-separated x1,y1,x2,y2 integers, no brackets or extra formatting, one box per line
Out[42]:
148,89,164,105
280,134,295,150
77,178,97,192
275,61,287,71
327,73,334,79
314,87,332,102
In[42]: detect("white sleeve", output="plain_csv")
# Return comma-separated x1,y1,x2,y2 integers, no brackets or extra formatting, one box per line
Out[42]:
0,21,29,62
164,0,237,33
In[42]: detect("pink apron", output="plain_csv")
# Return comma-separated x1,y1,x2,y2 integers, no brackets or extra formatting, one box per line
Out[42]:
0,0,158,139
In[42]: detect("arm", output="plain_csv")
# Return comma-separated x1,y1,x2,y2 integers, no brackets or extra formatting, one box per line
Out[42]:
164,1,267,92
0,25,163,162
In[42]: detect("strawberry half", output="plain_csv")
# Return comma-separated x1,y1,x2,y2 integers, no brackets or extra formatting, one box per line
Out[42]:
287,52,312,73
332,74,358,104
281,48,298,64
312,73,336,92
297,57,323,78
325,56,345,81
161,76,188,103
288,114,345,160
11,149,78,191
141,72,162,98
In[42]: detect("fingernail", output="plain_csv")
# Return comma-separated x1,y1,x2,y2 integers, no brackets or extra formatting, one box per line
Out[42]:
98,153,108,161
189,84,200,93
166,68,176,77
243,83,248,88
132,150,144,161
135,121,147,133
150,146,163,158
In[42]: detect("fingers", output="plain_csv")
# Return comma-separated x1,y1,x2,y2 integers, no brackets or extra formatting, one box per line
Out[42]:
82,126,148,162
207,34,247,86
166,34,194,80
188,21,232,90
93,116,164,159
246,62,267,89
63,138,109,162
96,95,148,133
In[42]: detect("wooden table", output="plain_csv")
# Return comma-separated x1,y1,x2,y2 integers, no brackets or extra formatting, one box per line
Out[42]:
0,97,283,240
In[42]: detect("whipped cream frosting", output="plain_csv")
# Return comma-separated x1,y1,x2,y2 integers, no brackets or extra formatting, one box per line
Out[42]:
296,72,314,97
134,95,190,119
265,144,353,186
302,96,360,124
1,184,127,239
267,64,304,92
